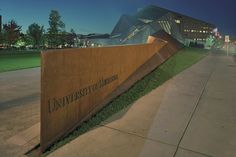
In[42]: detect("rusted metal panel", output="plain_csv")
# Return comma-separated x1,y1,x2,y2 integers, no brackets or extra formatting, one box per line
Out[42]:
40,34,181,152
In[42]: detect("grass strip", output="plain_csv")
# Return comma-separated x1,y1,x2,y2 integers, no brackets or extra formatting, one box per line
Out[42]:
0,52,40,73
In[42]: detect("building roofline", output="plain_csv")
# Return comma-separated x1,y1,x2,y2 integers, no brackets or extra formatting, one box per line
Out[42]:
140,5,216,27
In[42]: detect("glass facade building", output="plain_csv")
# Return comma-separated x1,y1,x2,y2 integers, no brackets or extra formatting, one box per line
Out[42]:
88,5,216,47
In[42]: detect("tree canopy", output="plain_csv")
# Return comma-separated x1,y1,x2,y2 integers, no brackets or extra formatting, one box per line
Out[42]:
27,23,44,48
47,10,65,48
2,20,22,46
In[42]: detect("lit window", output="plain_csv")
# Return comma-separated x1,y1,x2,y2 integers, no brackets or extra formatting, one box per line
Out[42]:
175,19,181,24
203,31,206,33
200,30,202,33
191,30,194,32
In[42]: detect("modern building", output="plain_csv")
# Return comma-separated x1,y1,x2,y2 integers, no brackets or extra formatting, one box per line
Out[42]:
83,5,216,47
171,13,215,45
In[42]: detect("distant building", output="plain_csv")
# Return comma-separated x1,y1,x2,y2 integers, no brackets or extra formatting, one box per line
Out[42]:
82,5,216,48
110,5,215,46
78,33,110,40
78,33,110,47
172,13,215,45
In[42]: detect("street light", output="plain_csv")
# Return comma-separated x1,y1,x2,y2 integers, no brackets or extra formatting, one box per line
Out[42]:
225,35,230,56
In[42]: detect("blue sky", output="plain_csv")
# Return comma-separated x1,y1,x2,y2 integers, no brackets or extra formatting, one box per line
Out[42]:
1,0,235,36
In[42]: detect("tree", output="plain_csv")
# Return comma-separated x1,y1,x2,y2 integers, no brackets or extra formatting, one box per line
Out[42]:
69,29,77,47
70,29,76,36
205,35,215,49
64,29,77,47
27,23,44,48
0,32,4,45
2,20,22,46
47,10,65,48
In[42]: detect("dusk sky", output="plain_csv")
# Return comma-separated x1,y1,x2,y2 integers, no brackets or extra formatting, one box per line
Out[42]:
1,0,235,36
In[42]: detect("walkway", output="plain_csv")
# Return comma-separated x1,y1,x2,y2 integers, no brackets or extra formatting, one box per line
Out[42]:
0,68,40,157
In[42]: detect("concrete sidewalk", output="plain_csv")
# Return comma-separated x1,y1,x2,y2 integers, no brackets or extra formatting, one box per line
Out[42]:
0,68,40,157
48,53,236,157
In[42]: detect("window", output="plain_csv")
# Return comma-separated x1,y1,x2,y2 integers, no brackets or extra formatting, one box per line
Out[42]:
175,19,181,24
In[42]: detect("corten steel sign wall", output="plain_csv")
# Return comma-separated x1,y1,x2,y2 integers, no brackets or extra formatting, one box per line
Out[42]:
41,36,181,152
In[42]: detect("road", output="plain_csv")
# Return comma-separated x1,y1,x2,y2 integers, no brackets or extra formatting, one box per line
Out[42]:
0,68,40,157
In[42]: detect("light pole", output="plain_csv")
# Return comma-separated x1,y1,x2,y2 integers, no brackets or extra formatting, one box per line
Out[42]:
225,35,230,56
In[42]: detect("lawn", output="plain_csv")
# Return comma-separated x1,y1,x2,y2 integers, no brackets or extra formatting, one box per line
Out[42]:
0,50,40,73
41,47,209,156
